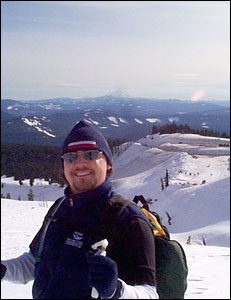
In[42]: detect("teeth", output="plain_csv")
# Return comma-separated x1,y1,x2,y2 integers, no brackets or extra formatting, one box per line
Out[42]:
76,171,91,176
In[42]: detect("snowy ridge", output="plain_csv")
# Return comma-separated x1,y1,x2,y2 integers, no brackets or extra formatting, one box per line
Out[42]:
139,133,230,149
111,133,230,246
137,133,230,155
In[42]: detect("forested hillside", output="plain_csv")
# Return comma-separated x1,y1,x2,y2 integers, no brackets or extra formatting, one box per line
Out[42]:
152,123,229,137
1,138,127,183
1,143,62,183
1,124,228,183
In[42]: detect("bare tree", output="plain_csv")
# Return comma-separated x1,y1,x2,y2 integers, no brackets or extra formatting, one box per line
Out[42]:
165,211,172,225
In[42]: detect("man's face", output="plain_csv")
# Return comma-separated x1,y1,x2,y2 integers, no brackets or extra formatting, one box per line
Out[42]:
63,150,111,194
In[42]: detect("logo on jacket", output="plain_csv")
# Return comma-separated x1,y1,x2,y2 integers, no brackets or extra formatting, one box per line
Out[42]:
65,231,84,248
73,231,84,240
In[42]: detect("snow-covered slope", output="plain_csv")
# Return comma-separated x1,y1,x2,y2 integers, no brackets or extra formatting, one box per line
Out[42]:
111,133,230,246
2,198,229,299
1,133,230,299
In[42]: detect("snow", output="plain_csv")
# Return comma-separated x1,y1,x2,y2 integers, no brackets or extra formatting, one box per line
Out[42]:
35,104,62,110
107,116,119,125
118,117,128,124
134,118,143,124
168,117,180,122
1,133,230,299
21,117,56,138
89,118,99,125
146,118,161,123
7,104,29,110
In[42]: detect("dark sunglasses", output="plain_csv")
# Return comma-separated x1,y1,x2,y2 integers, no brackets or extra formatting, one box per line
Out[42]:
61,150,102,163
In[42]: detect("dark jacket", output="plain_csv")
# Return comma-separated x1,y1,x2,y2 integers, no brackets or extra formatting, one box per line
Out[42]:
30,180,156,299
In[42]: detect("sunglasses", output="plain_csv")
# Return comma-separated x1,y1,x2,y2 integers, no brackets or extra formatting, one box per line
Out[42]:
61,150,102,163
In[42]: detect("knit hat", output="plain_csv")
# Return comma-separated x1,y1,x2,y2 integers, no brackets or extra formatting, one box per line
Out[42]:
61,120,113,163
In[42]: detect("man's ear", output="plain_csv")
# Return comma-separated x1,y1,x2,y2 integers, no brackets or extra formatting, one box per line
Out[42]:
107,163,112,171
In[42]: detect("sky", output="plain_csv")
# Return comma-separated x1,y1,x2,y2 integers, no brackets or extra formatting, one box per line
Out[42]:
1,133,230,298
1,1,230,101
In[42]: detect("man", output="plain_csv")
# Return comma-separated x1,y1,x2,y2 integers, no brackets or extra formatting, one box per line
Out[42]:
1,120,158,299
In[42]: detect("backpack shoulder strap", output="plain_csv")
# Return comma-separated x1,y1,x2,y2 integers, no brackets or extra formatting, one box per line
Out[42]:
139,207,167,237
44,196,66,221
35,196,66,262
108,194,134,214
109,195,167,237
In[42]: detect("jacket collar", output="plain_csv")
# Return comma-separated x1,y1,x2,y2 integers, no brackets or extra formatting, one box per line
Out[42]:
64,179,113,210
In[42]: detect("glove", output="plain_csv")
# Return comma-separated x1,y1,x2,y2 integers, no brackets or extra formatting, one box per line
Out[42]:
86,250,119,298
1,264,7,279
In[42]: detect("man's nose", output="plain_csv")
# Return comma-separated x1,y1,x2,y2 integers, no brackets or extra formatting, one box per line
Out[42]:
74,153,87,164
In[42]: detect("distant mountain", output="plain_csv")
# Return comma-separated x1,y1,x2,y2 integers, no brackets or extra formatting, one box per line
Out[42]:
2,96,230,116
1,96,230,145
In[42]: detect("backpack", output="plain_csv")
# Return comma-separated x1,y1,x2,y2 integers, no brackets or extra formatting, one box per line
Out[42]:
110,195,188,299
34,195,188,299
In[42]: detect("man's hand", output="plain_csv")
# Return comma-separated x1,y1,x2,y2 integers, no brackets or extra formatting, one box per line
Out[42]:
86,251,119,298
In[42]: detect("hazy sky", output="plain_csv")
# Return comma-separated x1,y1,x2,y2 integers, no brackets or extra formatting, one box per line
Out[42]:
1,1,230,101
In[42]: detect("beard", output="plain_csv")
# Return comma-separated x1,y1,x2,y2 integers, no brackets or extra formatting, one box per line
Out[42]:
68,168,99,194
72,176,98,193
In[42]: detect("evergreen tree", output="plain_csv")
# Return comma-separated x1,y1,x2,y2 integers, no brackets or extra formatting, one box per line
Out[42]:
6,192,11,199
221,132,228,138
27,189,34,201
186,236,191,245
164,169,169,187
160,178,164,190
202,236,206,245
152,125,159,134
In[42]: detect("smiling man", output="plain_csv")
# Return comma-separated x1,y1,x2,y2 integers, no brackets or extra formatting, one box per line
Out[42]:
1,120,158,299
62,148,109,193
60,122,113,194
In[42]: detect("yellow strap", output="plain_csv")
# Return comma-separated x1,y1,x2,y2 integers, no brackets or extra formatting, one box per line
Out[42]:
140,208,166,236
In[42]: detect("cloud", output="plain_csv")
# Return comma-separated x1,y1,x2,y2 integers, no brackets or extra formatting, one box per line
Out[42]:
50,82,85,88
191,89,206,101
174,74,199,77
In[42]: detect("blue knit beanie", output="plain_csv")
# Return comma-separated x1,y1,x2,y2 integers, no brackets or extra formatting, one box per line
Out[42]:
61,120,113,164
